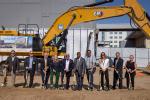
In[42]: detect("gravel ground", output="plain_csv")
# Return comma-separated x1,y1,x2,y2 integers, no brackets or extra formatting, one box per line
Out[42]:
0,69,150,100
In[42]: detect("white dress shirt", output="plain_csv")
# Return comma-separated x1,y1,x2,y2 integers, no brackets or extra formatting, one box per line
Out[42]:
99,58,109,70
12,57,15,62
65,59,70,71
29,57,33,69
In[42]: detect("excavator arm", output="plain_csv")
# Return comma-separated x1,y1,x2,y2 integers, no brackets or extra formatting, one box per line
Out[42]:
125,0,150,37
42,6,131,45
42,0,150,45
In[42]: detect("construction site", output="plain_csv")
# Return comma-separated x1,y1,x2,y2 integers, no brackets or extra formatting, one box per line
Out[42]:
0,0,150,100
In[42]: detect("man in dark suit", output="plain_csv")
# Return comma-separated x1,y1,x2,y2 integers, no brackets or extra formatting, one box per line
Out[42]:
24,51,38,88
112,52,124,89
40,52,51,89
6,50,19,87
74,52,86,91
61,54,74,90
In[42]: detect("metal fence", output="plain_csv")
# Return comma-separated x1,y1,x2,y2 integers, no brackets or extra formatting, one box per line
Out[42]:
66,29,150,67
96,47,150,67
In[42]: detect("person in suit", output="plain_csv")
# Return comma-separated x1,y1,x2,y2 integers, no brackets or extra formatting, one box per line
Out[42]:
98,52,110,91
40,52,51,89
61,54,74,90
6,50,19,87
125,55,137,90
112,52,124,89
24,51,38,88
74,52,86,91
85,50,96,91
59,56,65,89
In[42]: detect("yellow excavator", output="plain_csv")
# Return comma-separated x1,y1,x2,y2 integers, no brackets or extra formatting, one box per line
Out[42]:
0,0,150,57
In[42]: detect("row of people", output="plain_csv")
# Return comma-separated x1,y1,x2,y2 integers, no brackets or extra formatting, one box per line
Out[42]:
1,50,136,91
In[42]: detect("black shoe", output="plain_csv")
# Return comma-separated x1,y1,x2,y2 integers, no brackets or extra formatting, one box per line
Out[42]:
119,87,122,89
29,86,32,88
45,85,49,89
112,86,116,90
102,87,105,90
41,83,45,89
112,87,116,90
65,86,69,90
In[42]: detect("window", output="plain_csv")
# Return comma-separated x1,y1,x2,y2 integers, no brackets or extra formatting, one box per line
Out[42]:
109,36,113,39
110,41,113,43
102,31,105,41
119,32,122,34
114,32,117,34
110,45,113,47
114,45,118,48
114,36,117,39
114,41,117,43
110,32,113,34
119,36,122,39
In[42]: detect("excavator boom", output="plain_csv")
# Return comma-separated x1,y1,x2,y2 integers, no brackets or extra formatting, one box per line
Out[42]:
43,0,150,45
43,6,131,44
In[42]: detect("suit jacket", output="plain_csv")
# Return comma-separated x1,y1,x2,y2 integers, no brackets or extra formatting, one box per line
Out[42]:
74,57,86,75
113,57,124,71
24,56,38,72
62,59,74,72
6,56,19,74
40,57,52,71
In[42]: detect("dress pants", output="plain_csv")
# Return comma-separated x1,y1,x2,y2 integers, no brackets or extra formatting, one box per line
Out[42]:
65,71,72,89
44,69,51,88
50,70,60,88
75,71,84,90
60,70,65,87
125,72,135,88
86,69,94,89
24,69,35,87
41,69,45,86
113,70,123,89
100,69,109,90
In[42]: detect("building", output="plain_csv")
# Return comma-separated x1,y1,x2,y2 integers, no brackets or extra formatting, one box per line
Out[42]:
96,24,131,47
124,31,150,48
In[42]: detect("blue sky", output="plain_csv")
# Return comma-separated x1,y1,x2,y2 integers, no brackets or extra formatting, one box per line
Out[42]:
95,0,150,24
